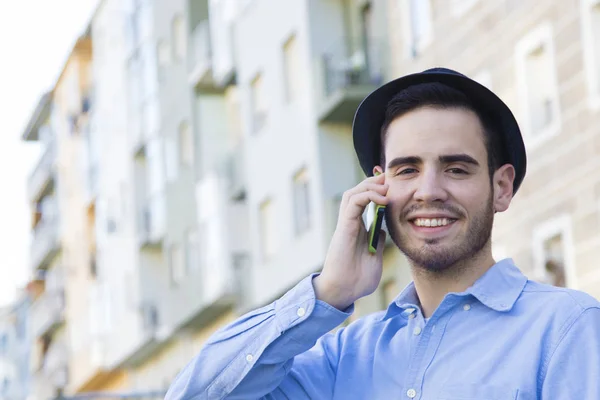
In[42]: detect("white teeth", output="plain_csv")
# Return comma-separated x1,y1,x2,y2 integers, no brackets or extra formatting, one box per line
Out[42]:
414,218,452,227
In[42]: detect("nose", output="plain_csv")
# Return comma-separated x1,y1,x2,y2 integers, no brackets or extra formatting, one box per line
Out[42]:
413,169,448,203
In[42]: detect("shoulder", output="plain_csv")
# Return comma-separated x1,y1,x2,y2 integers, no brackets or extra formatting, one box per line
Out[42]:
519,280,600,337
521,280,600,311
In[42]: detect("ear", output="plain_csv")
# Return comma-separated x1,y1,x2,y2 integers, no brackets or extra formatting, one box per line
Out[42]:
493,164,515,213
373,165,384,176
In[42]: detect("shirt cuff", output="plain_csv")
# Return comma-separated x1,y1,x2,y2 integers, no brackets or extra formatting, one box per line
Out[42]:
274,273,354,339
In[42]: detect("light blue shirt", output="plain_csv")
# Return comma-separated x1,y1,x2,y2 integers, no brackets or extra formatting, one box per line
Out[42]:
165,259,600,399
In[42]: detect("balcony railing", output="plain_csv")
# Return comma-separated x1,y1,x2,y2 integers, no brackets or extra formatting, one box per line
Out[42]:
30,289,65,339
189,20,213,86
318,38,387,123
28,142,56,202
43,336,68,388
223,144,246,201
30,217,61,271
32,371,56,400
138,193,166,248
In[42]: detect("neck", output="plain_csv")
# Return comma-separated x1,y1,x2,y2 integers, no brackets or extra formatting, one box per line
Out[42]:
410,247,496,318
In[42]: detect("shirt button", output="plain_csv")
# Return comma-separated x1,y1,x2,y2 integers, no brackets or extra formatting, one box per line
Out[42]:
297,307,306,317
246,354,254,362
463,304,471,311
407,388,417,398
413,327,421,336
408,313,416,319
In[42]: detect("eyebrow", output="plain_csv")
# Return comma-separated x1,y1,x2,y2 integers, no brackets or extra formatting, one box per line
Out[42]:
386,154,480,170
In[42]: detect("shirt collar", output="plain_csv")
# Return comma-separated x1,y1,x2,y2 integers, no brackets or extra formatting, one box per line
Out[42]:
381,258,528,320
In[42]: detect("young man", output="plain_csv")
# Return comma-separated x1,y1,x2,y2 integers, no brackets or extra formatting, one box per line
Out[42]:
166,68,600,399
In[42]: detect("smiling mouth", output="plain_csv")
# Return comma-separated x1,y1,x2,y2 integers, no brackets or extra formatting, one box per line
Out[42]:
410,218,457,227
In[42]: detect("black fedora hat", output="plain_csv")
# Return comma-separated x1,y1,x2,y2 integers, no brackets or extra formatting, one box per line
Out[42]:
352,67,527,195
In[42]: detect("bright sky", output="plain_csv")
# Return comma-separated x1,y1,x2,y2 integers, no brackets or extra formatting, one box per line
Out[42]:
0,0,98,307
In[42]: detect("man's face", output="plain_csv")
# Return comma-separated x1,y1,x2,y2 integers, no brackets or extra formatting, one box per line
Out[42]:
380,106,498,272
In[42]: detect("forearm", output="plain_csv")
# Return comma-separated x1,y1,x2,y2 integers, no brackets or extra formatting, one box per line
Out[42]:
165,274,353,400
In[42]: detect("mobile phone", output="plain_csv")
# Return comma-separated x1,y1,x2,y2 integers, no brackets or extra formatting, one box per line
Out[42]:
368,203,386,254
367,171,386,254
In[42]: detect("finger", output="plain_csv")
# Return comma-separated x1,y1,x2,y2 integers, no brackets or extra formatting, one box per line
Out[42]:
341,181,388,208
342,191,389,220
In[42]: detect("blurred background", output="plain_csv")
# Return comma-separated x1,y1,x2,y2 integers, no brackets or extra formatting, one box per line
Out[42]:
0,0,599,398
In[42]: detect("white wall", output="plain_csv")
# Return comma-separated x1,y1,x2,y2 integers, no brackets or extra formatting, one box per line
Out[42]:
233,0,334,306
91,0,144,368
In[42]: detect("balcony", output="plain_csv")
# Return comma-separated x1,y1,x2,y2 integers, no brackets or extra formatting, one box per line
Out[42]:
32,371,57,400
30,289,65,339
30,217,61,271
28,142,56,202
317,39,386,123
138,194,166,249
188,20,213,88
85,164,99,204
43,336,68,389
223,144,246,201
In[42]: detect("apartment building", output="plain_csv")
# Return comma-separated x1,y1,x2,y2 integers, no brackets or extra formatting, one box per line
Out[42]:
0,293,31,400
211,0,413,320
68,0,411,391
22,30,98,399
62,0,243,394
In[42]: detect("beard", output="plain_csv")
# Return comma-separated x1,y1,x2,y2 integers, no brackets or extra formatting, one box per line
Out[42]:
386,193,494,273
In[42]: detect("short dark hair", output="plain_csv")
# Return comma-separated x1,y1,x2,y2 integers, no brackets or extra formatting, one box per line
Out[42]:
379,82,505,180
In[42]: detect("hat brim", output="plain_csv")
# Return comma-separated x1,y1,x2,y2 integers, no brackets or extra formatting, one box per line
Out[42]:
352,69,527,194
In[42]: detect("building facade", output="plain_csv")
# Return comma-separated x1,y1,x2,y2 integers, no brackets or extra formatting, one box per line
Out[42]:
19,0,600,398
0,293,31,400
387,0,600,299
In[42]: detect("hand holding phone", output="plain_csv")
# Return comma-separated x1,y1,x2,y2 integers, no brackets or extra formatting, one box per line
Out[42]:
313,171,389,310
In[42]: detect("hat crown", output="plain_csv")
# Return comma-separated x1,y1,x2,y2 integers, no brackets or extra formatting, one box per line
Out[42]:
422,67,466,78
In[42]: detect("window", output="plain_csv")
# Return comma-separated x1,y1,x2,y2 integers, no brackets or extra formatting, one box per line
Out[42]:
282,34,300,103
292,168,311,235
147,137,165,195
532,215,575,289
402,0,433,57
165,135,179,182
515,22,561,147
157,39,170,81
580,0,600,108
172,14,187,60
169,243,185,285
185,228,199,274
179,121,194,167
259,198,276,261
141,43,158,100
251,73,267,133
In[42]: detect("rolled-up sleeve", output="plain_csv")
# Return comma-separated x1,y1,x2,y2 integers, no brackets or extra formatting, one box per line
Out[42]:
165,273,353,400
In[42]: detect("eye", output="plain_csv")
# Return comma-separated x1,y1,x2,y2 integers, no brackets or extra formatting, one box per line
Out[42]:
447,168,468,174
397,168,418,175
